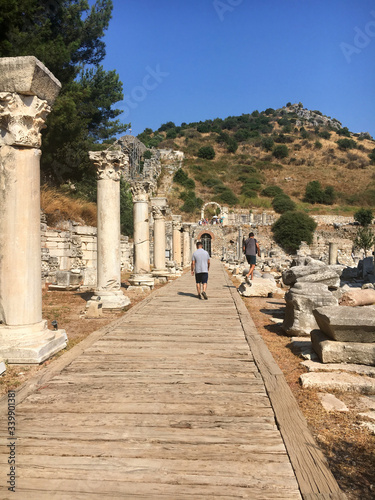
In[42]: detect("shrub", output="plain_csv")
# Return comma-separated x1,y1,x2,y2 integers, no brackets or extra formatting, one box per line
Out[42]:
272,211,317,253
304,180,324,203
234,129,250,142
369,148,375,164
354,227,375,256
314,140,323,149
272,145,289,159
337,138,357,150
216,188,239,206
323,185,335,205
203,178,222,189
354,208,373,226
261,185,283,197
337,127,351,137
173,168,189,185
226,138,238,153
241,187,258,198
197,146,215,159
264,108,275,115
180,190,203,213
261,137,274,151
319,130,331,140
166,128,177,139
143,150,152,159
197,123,211,133
272,194,296,213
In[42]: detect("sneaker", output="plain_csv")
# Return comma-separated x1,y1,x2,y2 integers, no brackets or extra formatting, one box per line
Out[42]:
198,293,202,299
245,276,252,285
202,291,208,300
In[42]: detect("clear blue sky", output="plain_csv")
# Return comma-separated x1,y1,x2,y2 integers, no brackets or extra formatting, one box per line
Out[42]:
98,0,375,137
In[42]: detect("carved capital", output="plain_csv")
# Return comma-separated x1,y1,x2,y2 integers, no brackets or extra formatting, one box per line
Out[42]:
0,92,51,148
89,150,127,181
130,180,155,202
152,205,167,220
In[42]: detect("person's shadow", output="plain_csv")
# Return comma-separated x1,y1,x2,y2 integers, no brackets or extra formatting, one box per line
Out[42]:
177,292,199,298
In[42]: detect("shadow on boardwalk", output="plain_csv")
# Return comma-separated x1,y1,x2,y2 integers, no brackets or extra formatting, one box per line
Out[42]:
0,260,345,499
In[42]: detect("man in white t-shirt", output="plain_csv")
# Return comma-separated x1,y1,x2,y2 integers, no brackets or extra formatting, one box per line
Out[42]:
191,241,210,300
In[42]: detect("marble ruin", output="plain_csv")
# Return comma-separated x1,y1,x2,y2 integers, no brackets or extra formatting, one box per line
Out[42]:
0,56,67,363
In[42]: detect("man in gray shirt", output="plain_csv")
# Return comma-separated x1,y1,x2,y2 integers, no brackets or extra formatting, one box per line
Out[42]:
191,241,210,299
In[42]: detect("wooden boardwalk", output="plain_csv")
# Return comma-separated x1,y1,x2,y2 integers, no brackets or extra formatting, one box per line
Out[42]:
0,260,344,499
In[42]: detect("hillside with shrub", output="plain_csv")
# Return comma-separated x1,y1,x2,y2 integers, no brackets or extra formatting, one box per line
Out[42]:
139,103,375,217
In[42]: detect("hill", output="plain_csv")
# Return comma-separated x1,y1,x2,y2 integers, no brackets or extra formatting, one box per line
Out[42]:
138,103,375,218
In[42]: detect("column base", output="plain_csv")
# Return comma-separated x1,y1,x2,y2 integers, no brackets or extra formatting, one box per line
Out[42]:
88,290,130,310
0,320,68,364
128,274,155,289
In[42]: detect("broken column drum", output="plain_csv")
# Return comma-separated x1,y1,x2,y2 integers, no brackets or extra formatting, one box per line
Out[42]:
129,181,155,287
0,56,67,363
88,150,130,309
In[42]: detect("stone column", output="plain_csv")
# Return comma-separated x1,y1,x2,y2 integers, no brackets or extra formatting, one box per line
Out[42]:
151,197,168,278
0,56,67,363
190,224,197,259
129,181,155,288
88,150,130,309
328,242,338,265
249,212,254,224
172,215,182,268
238,227,243,261
262,212,267,225
182,224,191,267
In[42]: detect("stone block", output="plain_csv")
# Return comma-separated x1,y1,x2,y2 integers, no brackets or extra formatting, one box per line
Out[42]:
297,269,340,289
301,359,375,377
0,56,61,104
311,330,375,365
55,271,70,287
282,283,338,337
300,371,375,395
86,300,103,318
313,305,375,342
82,268,97,288
75,226,97,236
238,277,278,297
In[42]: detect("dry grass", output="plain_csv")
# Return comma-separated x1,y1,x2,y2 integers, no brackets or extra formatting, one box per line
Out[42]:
41,185,97,227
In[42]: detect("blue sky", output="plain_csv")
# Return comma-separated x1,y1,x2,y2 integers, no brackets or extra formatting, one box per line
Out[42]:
98,0,375,137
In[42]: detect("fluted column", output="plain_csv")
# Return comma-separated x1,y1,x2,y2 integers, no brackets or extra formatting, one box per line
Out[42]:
129,181,155,287
172,215,182,268
151,197,168,277
0,56,67,363
88,150,130,309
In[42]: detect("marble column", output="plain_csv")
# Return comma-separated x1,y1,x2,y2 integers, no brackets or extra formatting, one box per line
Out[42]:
182,224,191,267
172,215,182,268
328,242,338,265
190,224,197,259
129,181,155,287
88,150,130,309
151,197,168,278
238,226,243,261
262,212,267,225
0,56,67,363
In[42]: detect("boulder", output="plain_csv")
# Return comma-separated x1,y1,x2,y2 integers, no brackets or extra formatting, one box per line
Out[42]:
339,289,375,307
311,330,375,366
297,269,341,289
238,277,278,297
358,256,374,279
282,263,325,286
300,371,375,394
313,305,375,342
282,283,338,337
341,267,358,280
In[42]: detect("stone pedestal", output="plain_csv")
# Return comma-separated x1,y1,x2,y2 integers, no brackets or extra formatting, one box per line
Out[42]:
88,150,130,309
329,242,338,265
129,181,154,288
0,57,67,363
172,215,182,268
151,197,168,279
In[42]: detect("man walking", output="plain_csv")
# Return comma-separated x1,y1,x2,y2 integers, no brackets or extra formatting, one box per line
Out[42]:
191,241,210,299
243,232,260,284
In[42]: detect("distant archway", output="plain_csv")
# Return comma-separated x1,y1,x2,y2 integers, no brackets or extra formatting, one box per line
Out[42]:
201,202,221,220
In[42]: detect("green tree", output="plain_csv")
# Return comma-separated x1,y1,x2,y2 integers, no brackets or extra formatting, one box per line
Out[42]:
272,194,296,213
337,138,357,150
261,185,283,197
369,148,375,164
272,145,289,159
304,181,324,203
120,179,133,236
261,137,274,151
272,211,317,253
197,146,215,160
354,227,375,256
0,0,128,182
354,208,373,227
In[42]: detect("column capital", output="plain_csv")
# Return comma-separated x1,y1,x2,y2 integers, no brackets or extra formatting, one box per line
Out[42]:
130,180,155,202
89,150,128,181
0,92,51,148
152,205,167,220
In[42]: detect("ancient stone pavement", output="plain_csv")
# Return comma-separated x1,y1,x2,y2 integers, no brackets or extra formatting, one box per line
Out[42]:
0,260,344,499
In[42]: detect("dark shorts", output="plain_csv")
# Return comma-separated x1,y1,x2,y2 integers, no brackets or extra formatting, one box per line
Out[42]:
195,272,208,284
246,255,256,265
